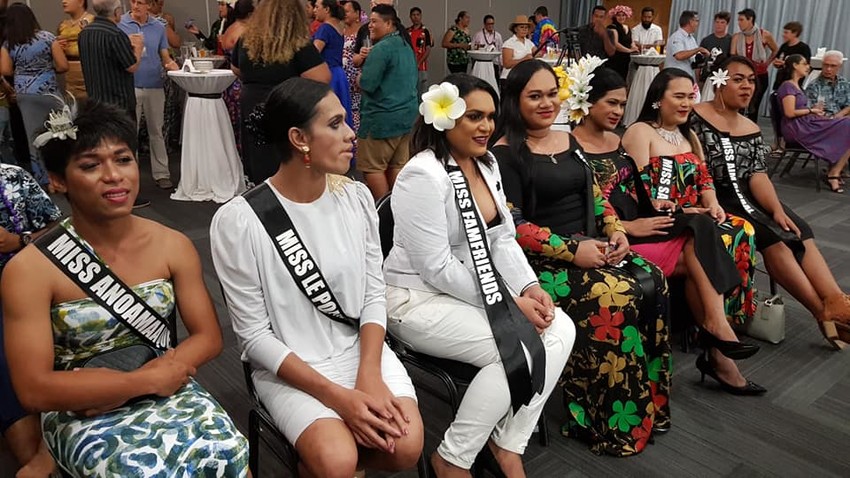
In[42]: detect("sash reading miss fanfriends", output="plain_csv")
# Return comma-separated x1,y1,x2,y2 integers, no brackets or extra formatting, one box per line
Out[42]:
244,183,359,328
35,227,172,349
447,165,545,413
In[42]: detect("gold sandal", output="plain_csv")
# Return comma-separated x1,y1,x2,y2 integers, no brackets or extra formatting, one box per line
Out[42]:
819,321,850,351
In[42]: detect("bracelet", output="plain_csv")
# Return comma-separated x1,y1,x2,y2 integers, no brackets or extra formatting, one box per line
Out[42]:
808,107,812,114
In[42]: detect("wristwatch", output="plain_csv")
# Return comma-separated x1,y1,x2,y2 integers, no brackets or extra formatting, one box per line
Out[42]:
19,231,32,249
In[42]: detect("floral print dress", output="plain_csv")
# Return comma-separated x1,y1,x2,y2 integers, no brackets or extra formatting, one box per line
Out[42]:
446,26,471,71
493,144,672,457
40,221,249,477
641,153,757,325
343,32,361,133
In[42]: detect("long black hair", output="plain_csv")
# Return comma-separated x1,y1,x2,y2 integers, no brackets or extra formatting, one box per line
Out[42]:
491,59,560,217
636,68,696,145
410,73,499,167
4,2,40,51
261,77,333,162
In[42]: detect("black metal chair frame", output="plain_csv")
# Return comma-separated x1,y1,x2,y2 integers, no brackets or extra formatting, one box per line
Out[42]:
768,91,823,191
375,193,549,478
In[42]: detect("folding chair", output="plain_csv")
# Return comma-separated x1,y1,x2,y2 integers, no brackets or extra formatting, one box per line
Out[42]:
768,92,823,191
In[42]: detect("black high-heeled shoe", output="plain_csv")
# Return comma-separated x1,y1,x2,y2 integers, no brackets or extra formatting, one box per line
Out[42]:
695,353,767,396
699,328,760,360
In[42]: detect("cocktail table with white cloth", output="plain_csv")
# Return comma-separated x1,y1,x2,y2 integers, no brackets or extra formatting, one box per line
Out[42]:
167,69,245,203
469,50,501,94
623,53,664,126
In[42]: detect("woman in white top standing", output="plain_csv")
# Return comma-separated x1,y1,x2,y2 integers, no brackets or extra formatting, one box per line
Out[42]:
500,15,538,80
384,73,575,477
210,77,423,477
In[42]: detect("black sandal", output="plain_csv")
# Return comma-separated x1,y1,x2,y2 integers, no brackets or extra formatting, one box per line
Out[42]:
825,176,845,193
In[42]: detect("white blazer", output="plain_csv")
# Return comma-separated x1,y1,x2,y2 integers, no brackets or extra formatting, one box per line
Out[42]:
383,149,538,306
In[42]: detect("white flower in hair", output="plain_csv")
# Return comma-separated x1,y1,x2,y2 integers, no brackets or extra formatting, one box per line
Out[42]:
419,82,467,131
559,55,605,122
33,105,78,148
709,68,730,88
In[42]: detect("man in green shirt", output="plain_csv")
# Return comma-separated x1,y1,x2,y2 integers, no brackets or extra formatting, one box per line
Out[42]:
357,3,418,200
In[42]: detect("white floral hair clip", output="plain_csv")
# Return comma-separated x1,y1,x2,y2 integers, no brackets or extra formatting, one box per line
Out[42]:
420,82,466,131
33,105,78,148
709,68,730,88
554,55,607,123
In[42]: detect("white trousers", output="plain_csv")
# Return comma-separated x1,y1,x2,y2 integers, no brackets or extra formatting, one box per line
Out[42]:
135,88,170,180
386,286,575,469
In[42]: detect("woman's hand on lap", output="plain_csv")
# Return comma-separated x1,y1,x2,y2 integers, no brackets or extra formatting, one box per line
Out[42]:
606,231,629,265
773,211,801,236
515,296,551,333
330,384,403,453
138,349,196,397
574,240,609,269
624,216,674,237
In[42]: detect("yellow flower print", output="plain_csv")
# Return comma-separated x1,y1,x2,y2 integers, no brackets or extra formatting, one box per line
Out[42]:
599,351,626,387
730,215,755,236
591,275,632,308
721,234,732,248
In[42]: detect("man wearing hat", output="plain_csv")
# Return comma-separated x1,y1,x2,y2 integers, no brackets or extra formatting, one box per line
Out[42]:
501,15,538,80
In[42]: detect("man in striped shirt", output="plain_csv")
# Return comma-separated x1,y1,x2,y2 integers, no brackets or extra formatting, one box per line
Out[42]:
79,0,142,122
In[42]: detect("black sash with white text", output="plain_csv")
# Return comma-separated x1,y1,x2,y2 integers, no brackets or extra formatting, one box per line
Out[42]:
655,156,675,201
35,227,172,349
244,183,359,328
447,166,545,413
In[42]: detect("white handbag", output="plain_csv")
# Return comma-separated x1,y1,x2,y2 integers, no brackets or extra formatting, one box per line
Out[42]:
744,292,785,344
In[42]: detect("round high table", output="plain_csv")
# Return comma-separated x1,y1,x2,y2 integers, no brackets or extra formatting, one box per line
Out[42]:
167,69,245,203
623,54,664,126
469,50,501,94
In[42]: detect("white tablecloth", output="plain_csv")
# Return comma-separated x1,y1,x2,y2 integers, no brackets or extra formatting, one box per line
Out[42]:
469,51,501,95
624,62,661,126
167,70,244,203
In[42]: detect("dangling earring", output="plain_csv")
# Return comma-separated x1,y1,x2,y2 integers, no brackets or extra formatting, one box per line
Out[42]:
301,146,311,168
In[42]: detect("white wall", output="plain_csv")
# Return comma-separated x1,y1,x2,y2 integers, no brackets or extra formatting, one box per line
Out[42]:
29,0,562,81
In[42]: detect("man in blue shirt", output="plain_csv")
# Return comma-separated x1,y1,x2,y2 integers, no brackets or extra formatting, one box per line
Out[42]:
665,10,709,79
119,0,179,189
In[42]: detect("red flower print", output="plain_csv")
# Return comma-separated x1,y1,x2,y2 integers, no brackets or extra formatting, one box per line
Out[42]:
650,382,668,410
735,243,751,267
631,417,653,452
516,223,549,253
590,308,625,341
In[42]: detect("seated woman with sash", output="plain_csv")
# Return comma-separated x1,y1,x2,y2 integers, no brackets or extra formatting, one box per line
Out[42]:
2,101,249,477
690,55,850,350
491,59,671,456
210,77,423,477
383,73,575,476
575,67,763,396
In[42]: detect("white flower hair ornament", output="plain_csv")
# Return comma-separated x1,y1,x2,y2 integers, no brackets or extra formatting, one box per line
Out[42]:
33,105,78,148
709,68,730,88
420,82,467,131
556,55,607,123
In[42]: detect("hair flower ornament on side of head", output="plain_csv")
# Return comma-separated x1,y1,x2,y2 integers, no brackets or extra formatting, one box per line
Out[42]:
556,55,607,123
420,82,467,131
709,68,730,88
33,105,78,148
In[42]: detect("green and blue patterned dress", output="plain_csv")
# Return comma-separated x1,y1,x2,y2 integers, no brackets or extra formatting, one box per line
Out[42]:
41,225,249,477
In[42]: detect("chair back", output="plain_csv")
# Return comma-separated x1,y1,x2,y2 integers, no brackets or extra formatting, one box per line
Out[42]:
768,91,784,144
375,192,394,260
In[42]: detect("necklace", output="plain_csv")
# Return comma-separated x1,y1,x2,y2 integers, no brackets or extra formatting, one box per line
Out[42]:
525,136,559,164
655,127,685,146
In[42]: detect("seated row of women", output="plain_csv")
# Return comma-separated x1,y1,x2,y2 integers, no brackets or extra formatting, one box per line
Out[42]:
2,55,850,478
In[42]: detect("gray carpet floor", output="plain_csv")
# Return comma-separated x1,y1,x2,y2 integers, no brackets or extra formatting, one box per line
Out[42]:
2,122,850,477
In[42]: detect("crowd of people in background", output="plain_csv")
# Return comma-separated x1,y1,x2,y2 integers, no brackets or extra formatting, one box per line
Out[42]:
1,1,850,477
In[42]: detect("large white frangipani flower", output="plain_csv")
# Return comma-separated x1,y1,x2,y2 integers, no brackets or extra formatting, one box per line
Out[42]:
419,82,467,131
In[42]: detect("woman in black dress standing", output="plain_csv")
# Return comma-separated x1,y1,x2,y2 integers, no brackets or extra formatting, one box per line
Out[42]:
606,5,638,81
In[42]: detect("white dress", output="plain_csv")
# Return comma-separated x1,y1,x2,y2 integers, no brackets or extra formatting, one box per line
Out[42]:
210,176,415,442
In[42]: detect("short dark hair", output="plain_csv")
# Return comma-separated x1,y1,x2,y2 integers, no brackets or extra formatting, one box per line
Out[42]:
261,78,334,163
411,73,499,168
534,6,548,17
233,0,254,20
738,8,756,22
409,6,420,15
593,5,607,14
714,11,731,23
454,10,467,24
679,10,698,27
483,14,494,23
318,0,344,21
39,102,139,177
344,0,362,14
587,68,627,104
641,6,655,16
784,21,802,36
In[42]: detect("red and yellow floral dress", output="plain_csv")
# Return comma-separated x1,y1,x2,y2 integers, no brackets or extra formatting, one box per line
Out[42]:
641,153,757,325
493,142,672,457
